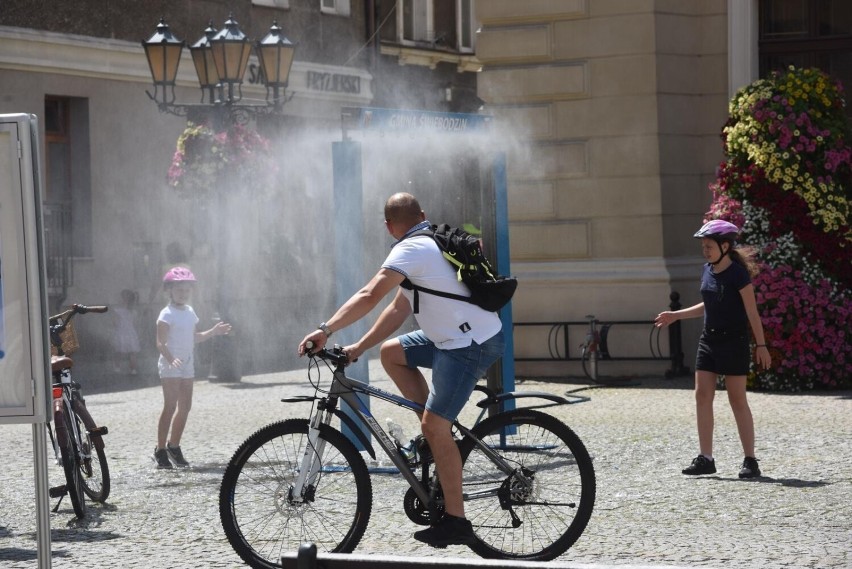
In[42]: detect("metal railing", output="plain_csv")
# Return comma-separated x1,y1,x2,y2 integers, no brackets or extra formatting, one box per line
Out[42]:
514,291,690,381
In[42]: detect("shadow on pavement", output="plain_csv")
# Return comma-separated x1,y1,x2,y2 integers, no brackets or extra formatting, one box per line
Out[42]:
703,475,831,488
0,547,40,561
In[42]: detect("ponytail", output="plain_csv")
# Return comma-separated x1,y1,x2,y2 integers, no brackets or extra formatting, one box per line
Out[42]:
729,245,759,278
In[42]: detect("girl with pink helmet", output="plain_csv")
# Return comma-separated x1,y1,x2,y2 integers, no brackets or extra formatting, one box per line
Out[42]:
153,266,231,469
655,220,771,479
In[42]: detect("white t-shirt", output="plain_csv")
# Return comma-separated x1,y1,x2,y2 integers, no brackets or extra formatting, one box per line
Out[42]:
157,303,199,378
383,228,502,349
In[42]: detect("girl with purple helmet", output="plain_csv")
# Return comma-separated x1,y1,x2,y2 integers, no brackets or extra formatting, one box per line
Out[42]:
655,220,771,479
153,267,231,469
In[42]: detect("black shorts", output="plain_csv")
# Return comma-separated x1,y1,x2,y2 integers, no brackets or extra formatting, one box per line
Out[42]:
695,329,750,376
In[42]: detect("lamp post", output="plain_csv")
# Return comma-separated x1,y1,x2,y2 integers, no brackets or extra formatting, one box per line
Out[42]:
142,15,296,118
143,16,296,381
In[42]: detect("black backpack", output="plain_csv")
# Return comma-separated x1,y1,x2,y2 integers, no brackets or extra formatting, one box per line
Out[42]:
399,223,517,313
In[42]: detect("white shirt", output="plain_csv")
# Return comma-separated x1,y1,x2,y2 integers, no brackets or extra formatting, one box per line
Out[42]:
383,227,502,349
157,303,199,378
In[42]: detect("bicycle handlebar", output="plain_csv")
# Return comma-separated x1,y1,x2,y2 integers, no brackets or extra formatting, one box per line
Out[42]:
49,304,110,350
305,341,350,367
49,303,109,324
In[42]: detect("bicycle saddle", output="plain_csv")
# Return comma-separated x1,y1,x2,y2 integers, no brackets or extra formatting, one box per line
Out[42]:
51,355,74,372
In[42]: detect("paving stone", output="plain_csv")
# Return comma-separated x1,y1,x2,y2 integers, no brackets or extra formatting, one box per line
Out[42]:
1,362,849,568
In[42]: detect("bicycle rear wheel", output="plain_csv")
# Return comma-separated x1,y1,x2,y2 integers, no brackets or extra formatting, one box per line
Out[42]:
77,419,110,502
56,407,86,519
73,399,110,502
219,419,372,569
459,409,595,561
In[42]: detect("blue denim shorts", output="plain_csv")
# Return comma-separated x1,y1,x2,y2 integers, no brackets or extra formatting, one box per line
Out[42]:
398,330,505,421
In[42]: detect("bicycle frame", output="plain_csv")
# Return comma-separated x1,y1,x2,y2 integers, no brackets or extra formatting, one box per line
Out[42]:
49,372,78,460
289,362,525,510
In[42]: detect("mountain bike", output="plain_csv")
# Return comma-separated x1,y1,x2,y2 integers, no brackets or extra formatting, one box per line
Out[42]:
46,304,111,518
219,343,596,568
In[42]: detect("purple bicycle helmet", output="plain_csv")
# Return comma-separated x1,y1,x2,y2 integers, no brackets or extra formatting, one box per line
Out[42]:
694,219,739,243
163,266,196,285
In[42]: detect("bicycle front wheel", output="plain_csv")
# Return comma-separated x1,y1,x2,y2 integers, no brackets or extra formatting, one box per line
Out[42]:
459,409,595,561
219,419,372,569
56,407,86,519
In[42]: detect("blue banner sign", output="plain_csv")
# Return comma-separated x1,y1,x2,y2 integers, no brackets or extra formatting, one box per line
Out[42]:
342,107,492,135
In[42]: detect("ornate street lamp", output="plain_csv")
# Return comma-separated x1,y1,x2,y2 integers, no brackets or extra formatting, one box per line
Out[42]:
142,16,296,117
141,16,297,380
256,21,296,109
189,22,222,105
142,19,185,108
209,15,252,105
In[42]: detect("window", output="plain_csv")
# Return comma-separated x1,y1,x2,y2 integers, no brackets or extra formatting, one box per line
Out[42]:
458,0,474,51
44,96,91,258
759,0,852,110
402,0,432,43
251,0,290,7
321,0,351,17
397,0,476,51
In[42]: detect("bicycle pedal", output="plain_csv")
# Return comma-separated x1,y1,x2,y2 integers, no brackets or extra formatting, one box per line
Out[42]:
89,426,108,436
49,485,67,498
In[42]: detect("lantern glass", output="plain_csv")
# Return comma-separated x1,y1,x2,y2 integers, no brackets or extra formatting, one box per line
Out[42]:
256,23,296,87
190,26,219,88
142,19,184,85
210,17,251,84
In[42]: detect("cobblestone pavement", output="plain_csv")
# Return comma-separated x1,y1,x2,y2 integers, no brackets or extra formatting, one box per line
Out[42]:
1,360,850,569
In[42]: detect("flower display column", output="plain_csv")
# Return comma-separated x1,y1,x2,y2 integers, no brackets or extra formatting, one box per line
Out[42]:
707,66,852,391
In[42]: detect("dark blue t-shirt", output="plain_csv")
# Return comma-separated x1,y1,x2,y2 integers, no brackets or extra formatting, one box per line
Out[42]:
700,262,751,331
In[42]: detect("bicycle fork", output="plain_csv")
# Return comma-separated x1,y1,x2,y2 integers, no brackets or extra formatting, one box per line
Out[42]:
290,407,332,504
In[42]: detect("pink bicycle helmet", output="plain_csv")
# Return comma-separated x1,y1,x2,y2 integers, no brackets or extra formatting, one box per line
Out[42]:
694,219,739,243
163,266,197,285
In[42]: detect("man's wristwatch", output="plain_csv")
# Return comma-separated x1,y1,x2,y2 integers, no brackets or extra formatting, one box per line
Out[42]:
317,322,333,337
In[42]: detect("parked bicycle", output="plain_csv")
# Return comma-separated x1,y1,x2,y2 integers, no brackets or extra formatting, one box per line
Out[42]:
46,304,111,519
219,343,596,568
579,315,603,381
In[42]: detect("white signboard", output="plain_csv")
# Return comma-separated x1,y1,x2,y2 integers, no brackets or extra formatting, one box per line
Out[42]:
0,114,50,424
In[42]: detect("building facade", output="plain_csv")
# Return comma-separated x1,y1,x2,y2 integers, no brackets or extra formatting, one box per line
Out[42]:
1,0,850,380
0,0,480,377
476,0,852,377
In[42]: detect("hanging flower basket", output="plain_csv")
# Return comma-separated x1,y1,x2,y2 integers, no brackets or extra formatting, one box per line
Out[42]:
167,121,276,200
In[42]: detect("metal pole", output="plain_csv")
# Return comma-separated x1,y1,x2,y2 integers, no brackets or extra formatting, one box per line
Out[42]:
33,422,52,569
332,140,370,450
296,543,317,569
666,291,689,377
492,152,515,412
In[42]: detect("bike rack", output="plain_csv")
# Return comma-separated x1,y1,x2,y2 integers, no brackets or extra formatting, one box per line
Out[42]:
513,292,690,382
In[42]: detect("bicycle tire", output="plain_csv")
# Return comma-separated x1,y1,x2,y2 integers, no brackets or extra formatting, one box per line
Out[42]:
580,345,592,380
219,419,372,569
76,414,110,502
56,407,86,519
458,409,595,561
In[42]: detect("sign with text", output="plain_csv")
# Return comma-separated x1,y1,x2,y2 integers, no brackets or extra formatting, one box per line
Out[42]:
0,114,50,424
342,107,492,136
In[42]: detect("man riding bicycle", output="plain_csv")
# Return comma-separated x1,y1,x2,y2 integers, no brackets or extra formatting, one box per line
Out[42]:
299,192,505,547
